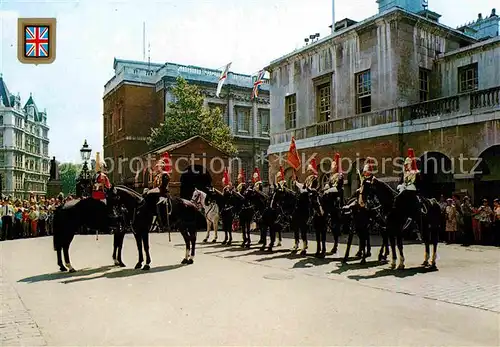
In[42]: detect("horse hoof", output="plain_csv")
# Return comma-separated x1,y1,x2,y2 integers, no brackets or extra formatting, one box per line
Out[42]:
221,241,227,245
258,239,264,245
355,252,362,258
245,244,251,249
390,263,396,270
187,258,194,265
277,242,282,247
240,243,246,248
260,246,266,251
181,258,188,264
119,262,126,268
203,239,208,243
142,265,150,271
227,241,232,246
366,252,372,258
341,258,348,264
69,268,76,273
397,264,405,270
300,250,307,256
211,239,217,243
59,266,67,272
331,248,338,255
319,252,326,259
422,261,429,267
360,258,367,265
266,247,273,252
314,252,321,258
114,260,121,266
134,263,142,269
430,263,437,270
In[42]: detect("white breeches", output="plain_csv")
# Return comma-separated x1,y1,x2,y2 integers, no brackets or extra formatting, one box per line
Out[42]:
101,199,107,205
324,187,338,194
397,184,416,193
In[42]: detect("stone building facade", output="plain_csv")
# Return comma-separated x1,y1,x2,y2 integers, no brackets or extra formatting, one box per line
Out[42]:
266,1,500,202
0,75,51,199
103,59,270,186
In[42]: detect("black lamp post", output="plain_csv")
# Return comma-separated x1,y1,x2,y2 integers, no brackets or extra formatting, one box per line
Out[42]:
77,139,92,197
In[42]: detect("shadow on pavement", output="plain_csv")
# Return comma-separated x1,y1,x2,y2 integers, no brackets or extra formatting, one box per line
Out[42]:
61,264,185,284
253,250,303,262
346,266,439,281
18,265,116,284
330,260,386,275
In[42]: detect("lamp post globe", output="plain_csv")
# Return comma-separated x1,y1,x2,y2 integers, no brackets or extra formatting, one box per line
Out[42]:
80,139,92,162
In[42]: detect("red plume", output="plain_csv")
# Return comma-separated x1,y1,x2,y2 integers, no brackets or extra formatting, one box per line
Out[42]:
162,152,172,174
238,168,245,184
333,153,341,174
280,166,285,181
308,158,318,175
222,167,230,186
252,168,261,183
407,148,418,170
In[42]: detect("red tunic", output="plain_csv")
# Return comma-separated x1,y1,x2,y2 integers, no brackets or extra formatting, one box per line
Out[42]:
92,173,111,200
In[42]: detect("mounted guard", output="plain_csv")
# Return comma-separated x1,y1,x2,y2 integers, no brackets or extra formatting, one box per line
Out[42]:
396,148,421,229
324,153,344,196
295,158,319,192
356,158,375,208
236,169,246,195
92,165,111,204
275,166,287,190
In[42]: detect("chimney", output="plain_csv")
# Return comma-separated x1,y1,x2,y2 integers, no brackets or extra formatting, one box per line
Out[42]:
478,13,483,21
331,0,335,34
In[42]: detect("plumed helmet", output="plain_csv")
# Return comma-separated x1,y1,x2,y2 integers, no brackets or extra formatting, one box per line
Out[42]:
307,158,318,175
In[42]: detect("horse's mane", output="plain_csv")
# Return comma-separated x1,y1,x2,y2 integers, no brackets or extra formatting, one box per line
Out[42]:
370,178,397,209
115,185,144,202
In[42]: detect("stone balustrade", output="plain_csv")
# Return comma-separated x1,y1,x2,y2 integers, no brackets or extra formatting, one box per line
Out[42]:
270,86,500,145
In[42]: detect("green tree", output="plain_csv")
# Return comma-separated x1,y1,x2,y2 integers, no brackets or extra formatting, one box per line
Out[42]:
59,163,81,195
147,77,237,155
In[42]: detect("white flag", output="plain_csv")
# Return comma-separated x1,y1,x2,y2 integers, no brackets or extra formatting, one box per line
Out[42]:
216,62,232,98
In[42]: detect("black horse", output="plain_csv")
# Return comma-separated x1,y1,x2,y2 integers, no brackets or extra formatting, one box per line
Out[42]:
133,189,203,269
239,187,255,248
220,188,243,246
363,178,441,269
268,187,297,251
291,188,310,255
321,186,344,254
111,185,145,267
309,189,328,257
52,187,125,272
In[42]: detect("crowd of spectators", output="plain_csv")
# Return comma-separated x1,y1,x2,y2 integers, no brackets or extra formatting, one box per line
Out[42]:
0,193,76,241
440,195,500,246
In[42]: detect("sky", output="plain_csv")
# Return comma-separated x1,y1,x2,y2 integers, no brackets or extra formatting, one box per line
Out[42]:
0,0,495,163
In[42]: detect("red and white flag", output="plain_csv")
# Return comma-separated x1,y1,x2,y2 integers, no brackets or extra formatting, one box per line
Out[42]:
216,62,232,98
251,69,265,100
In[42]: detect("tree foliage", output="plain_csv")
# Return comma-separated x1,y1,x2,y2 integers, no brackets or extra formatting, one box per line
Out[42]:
59,162,81,195
147,77,237,155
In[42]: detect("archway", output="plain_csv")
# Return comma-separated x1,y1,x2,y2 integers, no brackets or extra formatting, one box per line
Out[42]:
417,152,455,199
180,165,212,199
474,145,500,205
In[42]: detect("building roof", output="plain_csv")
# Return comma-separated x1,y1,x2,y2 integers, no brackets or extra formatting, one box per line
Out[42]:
23,94,42,121
266,6,477,69
0,74,13,107
147,135,231,157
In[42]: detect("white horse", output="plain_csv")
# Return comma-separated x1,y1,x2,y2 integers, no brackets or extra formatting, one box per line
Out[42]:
191,188,220,243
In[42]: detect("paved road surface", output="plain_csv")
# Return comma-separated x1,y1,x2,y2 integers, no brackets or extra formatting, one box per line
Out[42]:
1,233,499,346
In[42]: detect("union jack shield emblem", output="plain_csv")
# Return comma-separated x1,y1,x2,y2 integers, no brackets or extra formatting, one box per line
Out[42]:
24,26,50,57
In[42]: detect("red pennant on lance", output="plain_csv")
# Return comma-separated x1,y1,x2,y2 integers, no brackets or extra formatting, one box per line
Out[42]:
287,137,301,170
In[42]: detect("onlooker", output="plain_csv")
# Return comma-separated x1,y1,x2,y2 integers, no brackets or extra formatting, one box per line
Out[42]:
38,206,48,236
461,196,474,246
1,198,14,240
445,198,457,243
493,199,500,246
477,199,493,245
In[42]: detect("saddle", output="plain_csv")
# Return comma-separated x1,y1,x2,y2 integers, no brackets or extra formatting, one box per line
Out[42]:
180,198,198,209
